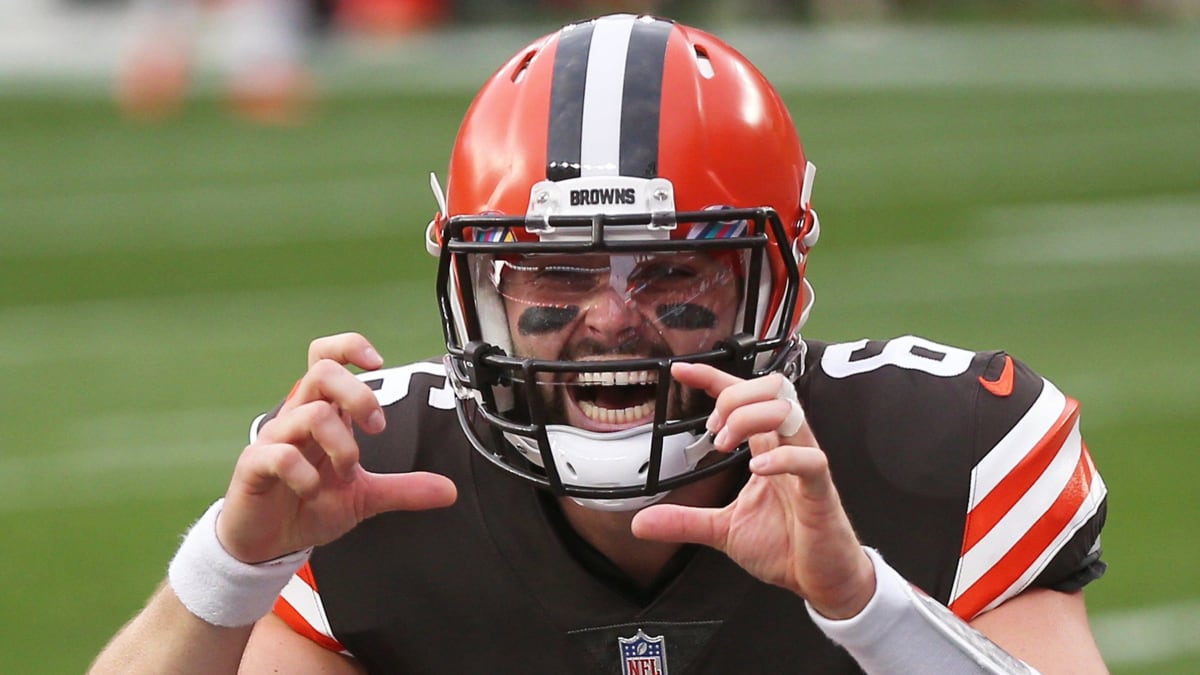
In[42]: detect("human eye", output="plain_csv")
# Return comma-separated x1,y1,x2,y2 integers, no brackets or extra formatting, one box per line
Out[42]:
629,259,700,294
498,257,607,304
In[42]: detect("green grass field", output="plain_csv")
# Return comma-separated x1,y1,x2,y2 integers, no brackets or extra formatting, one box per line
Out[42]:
1,25,1198,673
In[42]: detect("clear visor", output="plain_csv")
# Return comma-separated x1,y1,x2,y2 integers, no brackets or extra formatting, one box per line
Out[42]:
489,251,743,335
470,250,747,429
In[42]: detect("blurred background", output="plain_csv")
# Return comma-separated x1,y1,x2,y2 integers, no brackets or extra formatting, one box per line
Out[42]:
1,1,1198,672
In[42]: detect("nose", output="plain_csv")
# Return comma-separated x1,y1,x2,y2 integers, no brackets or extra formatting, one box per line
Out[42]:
581,286,642,345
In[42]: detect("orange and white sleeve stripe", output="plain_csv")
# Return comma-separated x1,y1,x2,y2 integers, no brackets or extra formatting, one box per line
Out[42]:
949,378,1107,620
273,561,351,656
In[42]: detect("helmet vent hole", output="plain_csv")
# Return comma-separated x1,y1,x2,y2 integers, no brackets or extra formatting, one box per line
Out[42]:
565,462,578,478
638,462,650,475
511,49,537,83
693,46,714,79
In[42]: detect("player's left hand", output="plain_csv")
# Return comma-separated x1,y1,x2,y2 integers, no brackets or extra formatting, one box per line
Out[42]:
631,362,876,619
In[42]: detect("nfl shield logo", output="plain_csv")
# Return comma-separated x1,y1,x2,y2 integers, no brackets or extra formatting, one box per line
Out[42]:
618,629,668,675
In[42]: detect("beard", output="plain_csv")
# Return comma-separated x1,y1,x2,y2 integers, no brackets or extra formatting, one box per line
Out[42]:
511,334,715,428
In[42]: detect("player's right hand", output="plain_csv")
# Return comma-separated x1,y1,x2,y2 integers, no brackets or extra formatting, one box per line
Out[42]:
217,332,458,564
632,362,875,620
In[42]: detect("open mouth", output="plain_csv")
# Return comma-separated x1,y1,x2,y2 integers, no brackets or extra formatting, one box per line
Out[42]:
571,368,659,428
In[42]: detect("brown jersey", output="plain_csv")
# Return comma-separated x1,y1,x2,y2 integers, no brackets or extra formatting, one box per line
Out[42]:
264,336,1107,674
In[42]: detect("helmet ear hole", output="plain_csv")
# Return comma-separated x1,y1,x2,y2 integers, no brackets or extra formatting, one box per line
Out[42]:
510,49,537,83
637,461,650,476
564,462,579,479
693,45,714,79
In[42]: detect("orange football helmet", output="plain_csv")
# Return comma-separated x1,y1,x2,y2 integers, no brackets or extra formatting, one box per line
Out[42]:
427,14,820,509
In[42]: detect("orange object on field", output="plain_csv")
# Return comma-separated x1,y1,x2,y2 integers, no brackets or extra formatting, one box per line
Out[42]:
337,0,449,36
115,39,190,121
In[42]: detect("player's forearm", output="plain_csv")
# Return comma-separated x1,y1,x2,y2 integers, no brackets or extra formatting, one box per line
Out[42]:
807,548,1043,674
968,588,1110,674
88,580,252,675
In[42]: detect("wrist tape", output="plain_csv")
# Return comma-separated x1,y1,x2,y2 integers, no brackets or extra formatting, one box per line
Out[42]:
806,547,1040,675
168,499,311,628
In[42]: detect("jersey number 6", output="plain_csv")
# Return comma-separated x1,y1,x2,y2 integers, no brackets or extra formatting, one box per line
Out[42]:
821,335,975,379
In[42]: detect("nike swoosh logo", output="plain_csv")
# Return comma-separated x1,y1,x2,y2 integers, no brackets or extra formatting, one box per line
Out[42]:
979,355,1015,397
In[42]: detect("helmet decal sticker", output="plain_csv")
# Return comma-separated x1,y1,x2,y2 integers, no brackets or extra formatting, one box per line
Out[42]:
473,226,516,242
686,218,749,240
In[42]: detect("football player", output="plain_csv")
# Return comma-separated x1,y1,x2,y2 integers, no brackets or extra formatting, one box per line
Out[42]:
90,14,1109,674
116,0,310,124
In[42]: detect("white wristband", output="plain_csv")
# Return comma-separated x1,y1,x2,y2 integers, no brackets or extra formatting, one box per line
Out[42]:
168,499,311,628
806,547,1040,674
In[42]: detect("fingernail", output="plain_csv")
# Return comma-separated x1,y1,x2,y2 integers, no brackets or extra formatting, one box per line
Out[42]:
706,410,723,434
365,410,386,433
364,347,383,366
749,455,768,472
713,427,729,448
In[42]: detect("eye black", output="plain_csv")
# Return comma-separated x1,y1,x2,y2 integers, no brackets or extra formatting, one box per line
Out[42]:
656,303,718,330
517,306,580,335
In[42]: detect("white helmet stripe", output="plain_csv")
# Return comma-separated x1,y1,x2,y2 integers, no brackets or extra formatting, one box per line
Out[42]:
547,15,673,182
580,16,635,177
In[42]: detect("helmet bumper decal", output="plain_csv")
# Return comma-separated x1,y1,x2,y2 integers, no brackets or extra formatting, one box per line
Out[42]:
526,176,677,240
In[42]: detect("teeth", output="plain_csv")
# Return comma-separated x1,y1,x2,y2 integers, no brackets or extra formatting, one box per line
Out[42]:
576,370,658,386
578,399,655,425
573,369,658,425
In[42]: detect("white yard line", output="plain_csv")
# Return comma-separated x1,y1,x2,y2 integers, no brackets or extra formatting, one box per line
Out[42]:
0,174,414,258
0,441,237,512
1093,599,1200,667
0,406,250,512
981,196,1200,265
0,283,434,367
